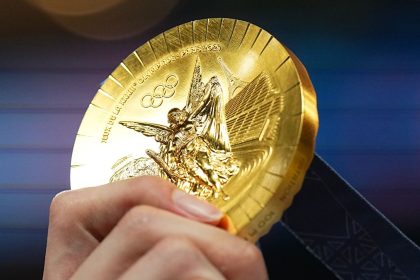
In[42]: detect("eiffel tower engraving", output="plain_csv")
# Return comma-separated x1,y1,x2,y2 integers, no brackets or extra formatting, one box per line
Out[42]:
217,56,248,99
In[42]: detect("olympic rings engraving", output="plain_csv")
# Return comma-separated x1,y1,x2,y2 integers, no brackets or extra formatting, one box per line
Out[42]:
141,74,179,108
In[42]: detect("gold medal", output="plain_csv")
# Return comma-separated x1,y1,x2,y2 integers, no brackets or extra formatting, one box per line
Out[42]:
71,18,318,242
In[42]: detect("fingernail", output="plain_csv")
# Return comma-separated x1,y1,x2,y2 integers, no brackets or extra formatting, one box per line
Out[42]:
172,189,223,222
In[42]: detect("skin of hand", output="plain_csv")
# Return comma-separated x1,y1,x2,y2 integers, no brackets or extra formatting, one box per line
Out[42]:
43,176,268,280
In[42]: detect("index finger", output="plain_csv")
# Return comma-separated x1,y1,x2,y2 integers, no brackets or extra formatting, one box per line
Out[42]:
43,176,223,280
50,176,223,238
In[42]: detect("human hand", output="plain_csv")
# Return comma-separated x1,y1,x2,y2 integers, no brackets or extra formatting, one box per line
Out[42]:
43,176,268,279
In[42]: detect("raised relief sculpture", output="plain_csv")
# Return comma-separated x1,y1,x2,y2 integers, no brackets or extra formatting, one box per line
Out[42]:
111,57,240,200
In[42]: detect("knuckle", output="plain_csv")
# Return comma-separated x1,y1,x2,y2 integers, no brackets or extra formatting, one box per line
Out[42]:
155,237,225,280
239,242,263,266
50,191,69,211
157,237,202,268
159,237,197,255
48,190,83,232
120,205,157,235
49,191,74,221
237,243,268,279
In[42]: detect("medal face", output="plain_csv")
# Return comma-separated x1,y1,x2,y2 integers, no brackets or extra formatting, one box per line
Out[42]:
71,18,318,241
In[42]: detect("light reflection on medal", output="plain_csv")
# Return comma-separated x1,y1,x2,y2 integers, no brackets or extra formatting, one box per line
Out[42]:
71,18,319,242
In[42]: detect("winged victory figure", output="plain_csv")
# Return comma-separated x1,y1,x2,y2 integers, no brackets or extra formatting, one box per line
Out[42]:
112,57,240,200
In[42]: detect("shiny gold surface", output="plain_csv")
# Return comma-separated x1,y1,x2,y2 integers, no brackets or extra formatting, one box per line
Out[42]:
71,18,319,242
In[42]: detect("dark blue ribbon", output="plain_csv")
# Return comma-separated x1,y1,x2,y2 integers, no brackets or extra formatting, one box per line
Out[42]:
280,155,420,279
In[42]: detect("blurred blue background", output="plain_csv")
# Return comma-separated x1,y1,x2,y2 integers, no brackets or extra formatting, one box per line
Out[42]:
0,0,419,278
